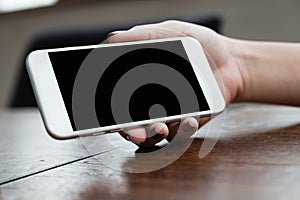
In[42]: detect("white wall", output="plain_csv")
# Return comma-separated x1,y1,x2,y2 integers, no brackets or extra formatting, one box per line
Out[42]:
1,0,300,107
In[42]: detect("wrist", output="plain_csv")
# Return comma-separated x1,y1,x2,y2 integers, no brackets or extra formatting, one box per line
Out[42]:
221,36,253,103
225,38,300,105
229,38,253,102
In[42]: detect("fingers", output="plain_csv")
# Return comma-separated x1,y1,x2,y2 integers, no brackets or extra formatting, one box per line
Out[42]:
138,123,169,148
119,122,168,148
166,116,210,142
166,117,199,143
166,121,180,142
119,116,211,148
123,126,147,144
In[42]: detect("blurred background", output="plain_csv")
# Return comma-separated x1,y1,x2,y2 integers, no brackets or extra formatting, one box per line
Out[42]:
1,0,300,108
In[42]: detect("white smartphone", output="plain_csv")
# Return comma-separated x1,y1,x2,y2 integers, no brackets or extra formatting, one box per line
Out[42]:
26,37,225,139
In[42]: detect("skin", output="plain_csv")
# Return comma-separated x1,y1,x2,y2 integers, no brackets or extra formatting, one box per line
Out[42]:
107,20,300,148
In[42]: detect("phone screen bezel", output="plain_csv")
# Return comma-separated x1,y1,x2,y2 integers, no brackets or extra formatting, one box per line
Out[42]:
26,37,225,139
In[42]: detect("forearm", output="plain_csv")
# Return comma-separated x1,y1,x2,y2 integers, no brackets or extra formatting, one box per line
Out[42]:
231,39,300,106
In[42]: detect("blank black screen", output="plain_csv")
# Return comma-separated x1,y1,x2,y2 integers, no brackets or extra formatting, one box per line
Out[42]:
49,41,209,131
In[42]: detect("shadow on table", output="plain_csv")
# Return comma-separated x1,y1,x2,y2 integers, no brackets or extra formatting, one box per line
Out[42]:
78,104,300,200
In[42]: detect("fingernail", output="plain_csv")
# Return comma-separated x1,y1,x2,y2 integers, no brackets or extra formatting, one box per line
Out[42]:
107,30,125,38
150,125,165,140
154,124,164,134
183,121,197,132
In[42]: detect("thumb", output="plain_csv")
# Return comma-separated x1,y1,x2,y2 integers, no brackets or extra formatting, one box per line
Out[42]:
107,26,185,43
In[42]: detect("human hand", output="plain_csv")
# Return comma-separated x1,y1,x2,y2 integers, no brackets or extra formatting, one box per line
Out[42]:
107,20,247,148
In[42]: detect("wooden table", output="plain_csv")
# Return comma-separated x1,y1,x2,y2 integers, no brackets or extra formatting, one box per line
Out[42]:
1,103,300,200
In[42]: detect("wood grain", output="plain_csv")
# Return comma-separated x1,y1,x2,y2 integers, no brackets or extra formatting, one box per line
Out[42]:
0,108,120,185
1,103,300,200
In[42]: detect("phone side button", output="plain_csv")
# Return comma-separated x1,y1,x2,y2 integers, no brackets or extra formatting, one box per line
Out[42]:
108,129,123,133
